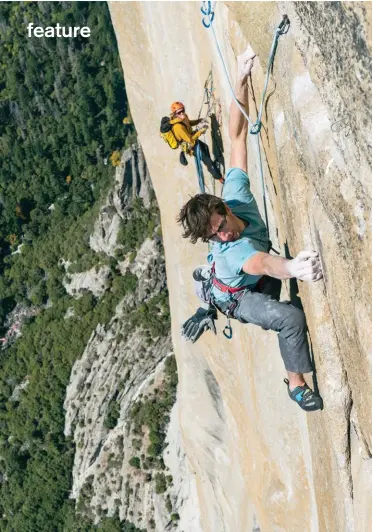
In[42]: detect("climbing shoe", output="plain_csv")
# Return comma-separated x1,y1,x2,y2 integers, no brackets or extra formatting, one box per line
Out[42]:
211,162,223,181
284,379,323,412
179,151,188,166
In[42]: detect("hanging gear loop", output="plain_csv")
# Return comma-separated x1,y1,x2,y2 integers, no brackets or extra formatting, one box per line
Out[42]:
198,70,215,120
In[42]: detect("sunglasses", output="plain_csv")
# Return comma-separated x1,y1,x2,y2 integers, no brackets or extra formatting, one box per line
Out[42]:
205,213,227,242
175,109,185,116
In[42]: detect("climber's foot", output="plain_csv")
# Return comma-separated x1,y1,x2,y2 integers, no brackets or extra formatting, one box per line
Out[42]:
284,379,324,412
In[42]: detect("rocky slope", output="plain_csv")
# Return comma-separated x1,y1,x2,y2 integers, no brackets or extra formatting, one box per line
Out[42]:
64,144,199,530
109,3,371,531
90,143,152,257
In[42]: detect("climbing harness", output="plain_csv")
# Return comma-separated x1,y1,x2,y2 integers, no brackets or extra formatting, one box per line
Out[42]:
192,258,270,341
200,1,289,235
211,262,267,295
211,262,268,340
211,263,249,294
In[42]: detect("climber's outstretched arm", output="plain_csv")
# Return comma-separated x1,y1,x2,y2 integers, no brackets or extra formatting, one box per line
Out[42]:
229,79,249,173
228,47,256,173
242,250,323,282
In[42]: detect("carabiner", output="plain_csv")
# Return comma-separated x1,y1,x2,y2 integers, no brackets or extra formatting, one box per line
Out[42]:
200,1,212,16
250,121,262,135
201,1,215,28
277,14,290,35
223,317,233,339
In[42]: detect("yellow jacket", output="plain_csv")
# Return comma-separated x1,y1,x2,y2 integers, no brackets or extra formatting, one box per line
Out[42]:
170,115,205,152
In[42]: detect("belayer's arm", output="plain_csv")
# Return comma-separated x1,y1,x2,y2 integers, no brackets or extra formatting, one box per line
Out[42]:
173,123,204,148
242,251,323,282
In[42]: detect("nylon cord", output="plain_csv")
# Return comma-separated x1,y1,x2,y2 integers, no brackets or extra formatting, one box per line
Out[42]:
201,2,289,235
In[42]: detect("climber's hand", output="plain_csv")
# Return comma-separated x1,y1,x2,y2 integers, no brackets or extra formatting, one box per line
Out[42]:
287,250,323,282
237,45,256,81
181,307,217,343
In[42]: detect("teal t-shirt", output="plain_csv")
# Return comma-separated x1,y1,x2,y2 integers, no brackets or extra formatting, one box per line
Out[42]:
208,168,269,303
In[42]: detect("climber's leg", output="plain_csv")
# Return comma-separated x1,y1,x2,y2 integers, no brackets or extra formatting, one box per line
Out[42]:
231,290,323,411
197,140,222,181
233,290,312,373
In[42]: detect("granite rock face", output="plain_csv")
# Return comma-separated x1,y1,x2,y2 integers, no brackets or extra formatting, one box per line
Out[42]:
63,265,111,298
109,2,371,531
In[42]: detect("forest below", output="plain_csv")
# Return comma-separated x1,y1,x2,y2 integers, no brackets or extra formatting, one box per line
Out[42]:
0,3,170,531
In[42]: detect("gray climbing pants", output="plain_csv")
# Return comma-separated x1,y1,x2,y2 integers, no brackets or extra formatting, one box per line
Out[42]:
214,277,313,374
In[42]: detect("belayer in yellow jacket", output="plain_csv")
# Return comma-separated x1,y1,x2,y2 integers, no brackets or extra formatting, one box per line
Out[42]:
170,101,223,182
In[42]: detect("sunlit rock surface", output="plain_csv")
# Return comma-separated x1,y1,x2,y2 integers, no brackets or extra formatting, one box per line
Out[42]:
64,265,111,298
109,2,371,531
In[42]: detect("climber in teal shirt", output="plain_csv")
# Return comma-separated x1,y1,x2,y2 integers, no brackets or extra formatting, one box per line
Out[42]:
177,45,324,412
208,167,269,303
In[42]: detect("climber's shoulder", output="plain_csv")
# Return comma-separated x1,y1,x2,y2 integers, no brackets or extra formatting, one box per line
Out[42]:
223,168,253,203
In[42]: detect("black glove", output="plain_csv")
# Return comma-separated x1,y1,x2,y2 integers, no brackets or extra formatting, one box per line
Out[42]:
181,307,217,343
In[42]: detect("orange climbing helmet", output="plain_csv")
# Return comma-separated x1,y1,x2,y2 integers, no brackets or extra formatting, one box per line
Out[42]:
171,101,185,114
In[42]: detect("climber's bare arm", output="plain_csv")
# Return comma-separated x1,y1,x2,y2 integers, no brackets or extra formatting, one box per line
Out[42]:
229,48,256,173
243,252,291,280
242,251,323,282
229,77,249,173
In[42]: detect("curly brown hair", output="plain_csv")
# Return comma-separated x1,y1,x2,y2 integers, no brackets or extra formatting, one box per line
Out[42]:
176,194,226,244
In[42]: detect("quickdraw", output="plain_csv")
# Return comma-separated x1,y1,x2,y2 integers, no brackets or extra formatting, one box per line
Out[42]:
197,69,224,195
201,1,215,28
223,318,233,339
249,14,290,135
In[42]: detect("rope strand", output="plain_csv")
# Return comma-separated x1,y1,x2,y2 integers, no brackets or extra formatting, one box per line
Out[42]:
201,2,289,237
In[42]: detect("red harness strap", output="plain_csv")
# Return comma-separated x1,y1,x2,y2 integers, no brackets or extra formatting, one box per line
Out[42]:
211,263,266,294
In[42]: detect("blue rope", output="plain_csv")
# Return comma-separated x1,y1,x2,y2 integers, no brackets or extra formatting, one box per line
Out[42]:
201,2,289,233
250,15,289,134
194,142,205,192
